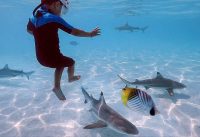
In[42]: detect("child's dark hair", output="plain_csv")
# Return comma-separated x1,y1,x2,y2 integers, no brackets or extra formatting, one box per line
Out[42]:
33,0,60,16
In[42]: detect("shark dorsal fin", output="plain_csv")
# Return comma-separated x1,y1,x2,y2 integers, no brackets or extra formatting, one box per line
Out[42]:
99,91,106,104
3,64,9,69
156,72,163,79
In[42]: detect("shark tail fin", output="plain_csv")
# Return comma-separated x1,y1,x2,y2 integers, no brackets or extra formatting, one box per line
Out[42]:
117,75,133,85
81,87,91,104
141,26,148,32
25,71,35,80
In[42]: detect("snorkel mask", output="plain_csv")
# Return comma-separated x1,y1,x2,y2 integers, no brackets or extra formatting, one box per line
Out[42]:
33,0,69,16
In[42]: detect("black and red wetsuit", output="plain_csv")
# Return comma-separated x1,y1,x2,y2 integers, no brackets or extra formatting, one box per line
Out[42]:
27,6,75,68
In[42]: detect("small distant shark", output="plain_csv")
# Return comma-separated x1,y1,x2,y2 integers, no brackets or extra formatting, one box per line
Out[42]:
81,87,139,135
0,64,34,80
115,22,148,32
118,72,186,96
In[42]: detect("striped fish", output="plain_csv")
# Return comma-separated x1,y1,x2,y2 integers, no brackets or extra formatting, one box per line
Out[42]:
121,87,159,116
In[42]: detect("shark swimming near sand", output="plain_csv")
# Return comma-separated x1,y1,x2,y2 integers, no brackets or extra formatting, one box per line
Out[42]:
81,87,139,135
118,72,186,96
0,64,34,80
115,22,148,32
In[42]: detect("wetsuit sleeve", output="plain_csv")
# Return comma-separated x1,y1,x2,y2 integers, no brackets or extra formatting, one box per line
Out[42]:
27,19,35,33
53,16,74,34
31,13,74,34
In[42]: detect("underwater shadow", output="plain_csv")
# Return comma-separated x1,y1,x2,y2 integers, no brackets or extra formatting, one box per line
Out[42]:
0,80,24,87
154,93,190,103
92,128,133,137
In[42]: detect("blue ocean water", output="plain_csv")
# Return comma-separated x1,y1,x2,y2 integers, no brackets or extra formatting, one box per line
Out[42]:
0,0,200,137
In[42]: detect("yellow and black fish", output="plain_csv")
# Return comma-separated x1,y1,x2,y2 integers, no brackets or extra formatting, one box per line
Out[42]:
121,87,159,116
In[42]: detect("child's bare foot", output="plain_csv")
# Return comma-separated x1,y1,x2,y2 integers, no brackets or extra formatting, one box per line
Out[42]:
52,88,66,100
68,75,81,83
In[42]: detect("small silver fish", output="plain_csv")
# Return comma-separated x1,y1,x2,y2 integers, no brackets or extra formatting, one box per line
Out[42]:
69,41,78,46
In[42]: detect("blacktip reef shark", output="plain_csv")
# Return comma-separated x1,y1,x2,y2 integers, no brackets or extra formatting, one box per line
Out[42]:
81,87,139,135
118,72,186,96
115,22,148,32
0,64,34,80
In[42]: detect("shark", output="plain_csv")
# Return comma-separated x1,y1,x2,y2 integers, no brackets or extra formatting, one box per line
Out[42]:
118,72,186,96
115,22,148,32
81,87,139,135
0,64,34,80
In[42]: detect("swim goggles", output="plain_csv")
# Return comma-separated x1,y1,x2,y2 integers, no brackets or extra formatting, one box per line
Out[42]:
33,0,69,16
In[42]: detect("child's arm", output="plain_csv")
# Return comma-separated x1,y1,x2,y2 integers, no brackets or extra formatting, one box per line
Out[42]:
54,15,101,37
71,27,101,37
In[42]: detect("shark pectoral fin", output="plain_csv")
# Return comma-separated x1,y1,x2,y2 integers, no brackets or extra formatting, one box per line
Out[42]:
167,88,174,96
25,71,34,80
84,120,107,129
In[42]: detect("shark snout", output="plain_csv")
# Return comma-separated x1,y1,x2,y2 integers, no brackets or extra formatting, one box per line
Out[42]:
123,125,139,135
116,121,139,135
182,84,186,88
127,128,139,135
173,82,186,89
178,83,186,89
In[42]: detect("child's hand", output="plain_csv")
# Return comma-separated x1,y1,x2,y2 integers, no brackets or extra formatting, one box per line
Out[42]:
90,27,101,37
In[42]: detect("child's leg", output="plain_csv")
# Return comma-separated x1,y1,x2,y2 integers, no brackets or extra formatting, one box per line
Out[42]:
68,65,81,82
52,67,66,100
54,67,64,89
